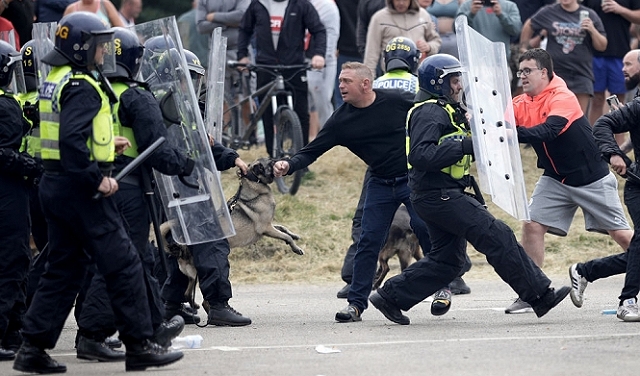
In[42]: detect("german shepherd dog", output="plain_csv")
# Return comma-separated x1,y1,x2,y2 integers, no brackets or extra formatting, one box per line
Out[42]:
151,158,304,309
372,205,424,289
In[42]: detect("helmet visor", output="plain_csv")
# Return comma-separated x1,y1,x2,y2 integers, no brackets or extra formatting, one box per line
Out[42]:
189,65,205,98
93,30,116,74
4,53,26,94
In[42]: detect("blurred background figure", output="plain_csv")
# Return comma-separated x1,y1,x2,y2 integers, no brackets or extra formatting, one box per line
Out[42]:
63,0,125,27
333,0,362,109
118,0,142,26
177,0,209,66
36,0,75,23
307,0,340,141
427,0,463,58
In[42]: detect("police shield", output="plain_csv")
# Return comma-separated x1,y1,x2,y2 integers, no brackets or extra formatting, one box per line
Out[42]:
203,27,227,142
31,22,57,89
455,16,529,221
0,30,26,94
133,17,234,244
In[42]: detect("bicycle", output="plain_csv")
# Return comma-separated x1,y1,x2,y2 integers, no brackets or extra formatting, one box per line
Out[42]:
222,61,308,195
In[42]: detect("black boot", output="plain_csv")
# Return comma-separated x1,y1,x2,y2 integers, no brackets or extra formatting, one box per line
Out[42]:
152,315,185,348
164,301,200,325
13,340,67,374
105,336,122,349
206,301,252,327
2,330,23,353
532,286,571,318
76,334,125,362
125,340,183,372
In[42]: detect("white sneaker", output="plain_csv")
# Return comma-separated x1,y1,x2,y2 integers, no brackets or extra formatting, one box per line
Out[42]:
617,299,640,322
569,264,588,308
504,298,533,314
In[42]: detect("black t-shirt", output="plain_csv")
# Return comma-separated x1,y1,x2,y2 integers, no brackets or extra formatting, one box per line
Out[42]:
2,0,34,47
583,0,640,58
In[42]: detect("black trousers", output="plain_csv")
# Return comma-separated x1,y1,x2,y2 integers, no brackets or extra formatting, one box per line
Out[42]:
23,174,153,349
0,175,31,340
578,182,640,301
340,169,470,285
76,183,166,337
381,189,551,311
161,239,232,305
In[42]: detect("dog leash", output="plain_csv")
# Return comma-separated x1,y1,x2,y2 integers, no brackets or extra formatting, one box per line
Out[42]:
227,169,263,212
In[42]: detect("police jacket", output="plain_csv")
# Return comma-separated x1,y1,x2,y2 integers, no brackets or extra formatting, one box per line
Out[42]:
0,89,40,179
112,80,194,181
406,95,473,194
237,0,327,65
593,96,640,186
513,75,609,187
39,66,113,192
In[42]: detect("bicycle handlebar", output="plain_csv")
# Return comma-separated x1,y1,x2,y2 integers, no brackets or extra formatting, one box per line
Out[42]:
227,60,312,71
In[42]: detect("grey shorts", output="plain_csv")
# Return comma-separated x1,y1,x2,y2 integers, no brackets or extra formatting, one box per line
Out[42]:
528,173,630,236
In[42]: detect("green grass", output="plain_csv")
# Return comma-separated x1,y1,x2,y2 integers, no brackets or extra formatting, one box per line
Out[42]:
222,144,630,284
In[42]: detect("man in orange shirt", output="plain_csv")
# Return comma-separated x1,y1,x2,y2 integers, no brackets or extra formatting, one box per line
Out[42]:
506,48,633,314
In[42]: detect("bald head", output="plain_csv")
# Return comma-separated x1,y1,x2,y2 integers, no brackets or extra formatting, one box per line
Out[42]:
623,49,640,91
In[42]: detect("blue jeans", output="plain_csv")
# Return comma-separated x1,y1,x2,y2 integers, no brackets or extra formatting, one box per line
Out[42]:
347,175,430,312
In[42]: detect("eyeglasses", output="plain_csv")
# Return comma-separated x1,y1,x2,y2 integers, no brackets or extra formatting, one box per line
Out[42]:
516,67,542,78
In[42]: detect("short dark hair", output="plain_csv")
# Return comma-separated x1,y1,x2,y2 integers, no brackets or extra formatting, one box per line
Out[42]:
519,48,554,81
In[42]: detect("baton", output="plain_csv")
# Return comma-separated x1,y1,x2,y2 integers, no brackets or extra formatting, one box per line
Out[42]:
92,136,167,200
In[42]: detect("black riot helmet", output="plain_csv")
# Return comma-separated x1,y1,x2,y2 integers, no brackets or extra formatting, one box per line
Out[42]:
383,37,421,74
107,27,144,80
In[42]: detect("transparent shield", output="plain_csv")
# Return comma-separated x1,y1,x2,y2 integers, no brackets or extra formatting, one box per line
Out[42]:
133,17,235,244
204,27,227,142
10,53,26,94
455,16,529,221
31,22,57,88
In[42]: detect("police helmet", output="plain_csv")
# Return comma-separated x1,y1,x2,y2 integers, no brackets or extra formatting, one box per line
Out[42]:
107,27,144,80
383,37,420,74
140,35,176,81
417,54,464,102
184,49,205,98
0,40,25,91
42,12,115,69
20,40,38,91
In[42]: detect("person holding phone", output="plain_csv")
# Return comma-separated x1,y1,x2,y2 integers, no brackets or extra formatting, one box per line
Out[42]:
456,0,522,80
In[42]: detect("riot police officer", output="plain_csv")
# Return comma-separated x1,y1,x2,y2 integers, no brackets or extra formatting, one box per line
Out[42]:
73,27,195,361
13,12,183,373
0,40,38,361
369,54,571,325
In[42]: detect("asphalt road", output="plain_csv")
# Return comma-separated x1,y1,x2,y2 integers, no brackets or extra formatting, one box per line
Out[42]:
2,274,637,376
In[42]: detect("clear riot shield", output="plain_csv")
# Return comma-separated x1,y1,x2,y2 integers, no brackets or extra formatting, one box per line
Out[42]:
133,17,235,245
31,22,57,88
455,16,529,221
204,27,227,142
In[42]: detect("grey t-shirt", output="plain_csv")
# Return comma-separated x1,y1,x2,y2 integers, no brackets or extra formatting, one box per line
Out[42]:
530,3,605,81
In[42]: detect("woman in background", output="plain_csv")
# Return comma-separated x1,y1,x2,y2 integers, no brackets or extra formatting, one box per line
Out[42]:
63,0,124,27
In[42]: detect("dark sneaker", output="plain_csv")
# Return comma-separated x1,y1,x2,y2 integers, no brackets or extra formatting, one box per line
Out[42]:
504,298,533,314
13,341,67,374
125,340,183,372
164,302,201,325
0,347,15,361
337,284,350,299
369,291,409,325
569,264,588,308
335,305,362,323
2,330,23,352
532,286,571,318
153,315,185,348
448,277,471,295
76,335,125,362
430,288,452,316
207,303,252,327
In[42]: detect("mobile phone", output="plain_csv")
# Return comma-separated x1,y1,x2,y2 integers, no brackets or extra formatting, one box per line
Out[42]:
483,0,494,6
606,95,621,109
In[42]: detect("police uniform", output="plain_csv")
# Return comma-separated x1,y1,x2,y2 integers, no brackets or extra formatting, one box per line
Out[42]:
75,79,195,342
0,87,39,358
375,88,565,318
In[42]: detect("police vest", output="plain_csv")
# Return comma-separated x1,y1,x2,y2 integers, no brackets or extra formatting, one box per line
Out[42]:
39,66,114,163
16,90,41,158
112,82,140,158
406,99,472,179
373,71,419,94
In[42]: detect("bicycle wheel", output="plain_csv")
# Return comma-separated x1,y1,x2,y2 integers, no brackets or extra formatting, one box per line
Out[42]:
273,106,304,195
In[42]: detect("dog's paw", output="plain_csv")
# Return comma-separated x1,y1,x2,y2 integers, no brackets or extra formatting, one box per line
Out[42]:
292,247,304,255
